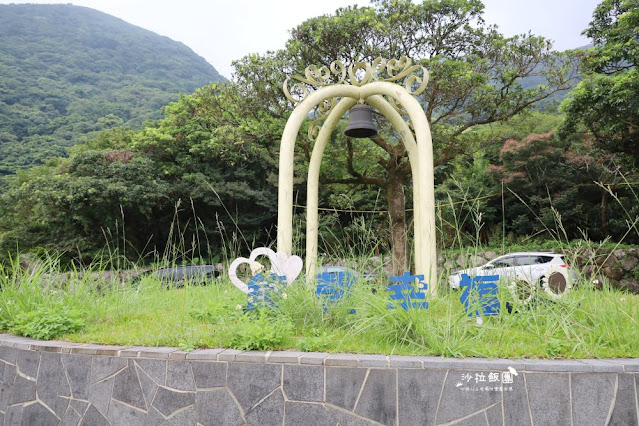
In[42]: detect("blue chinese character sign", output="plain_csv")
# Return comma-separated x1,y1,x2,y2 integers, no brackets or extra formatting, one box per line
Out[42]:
386,272,429,311
459,274,500,317
315,270,356,313
316,270,355,300
246,273,288,311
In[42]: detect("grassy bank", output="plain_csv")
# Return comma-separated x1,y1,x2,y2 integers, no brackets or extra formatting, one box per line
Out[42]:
0,256,636,359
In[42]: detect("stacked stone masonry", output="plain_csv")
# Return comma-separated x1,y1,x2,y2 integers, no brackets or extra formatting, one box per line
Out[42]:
0,334,637,425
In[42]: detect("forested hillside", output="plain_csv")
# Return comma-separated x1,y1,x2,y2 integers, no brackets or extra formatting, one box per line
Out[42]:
0,0,636,267
0,4,225,174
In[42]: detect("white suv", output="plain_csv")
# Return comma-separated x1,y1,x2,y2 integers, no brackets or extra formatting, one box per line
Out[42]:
448,252,578,300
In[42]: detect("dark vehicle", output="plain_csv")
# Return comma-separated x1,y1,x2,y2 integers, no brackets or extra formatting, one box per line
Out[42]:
154,265,220,286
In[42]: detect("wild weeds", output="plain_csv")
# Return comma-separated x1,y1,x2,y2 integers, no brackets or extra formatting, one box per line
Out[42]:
0,179,638,358
0,245,637,358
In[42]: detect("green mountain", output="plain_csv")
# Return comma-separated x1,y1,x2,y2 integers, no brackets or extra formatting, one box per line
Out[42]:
0,4,225,174
520,44,592,110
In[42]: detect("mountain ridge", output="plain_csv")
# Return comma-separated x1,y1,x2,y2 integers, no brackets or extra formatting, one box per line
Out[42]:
0,3,225,174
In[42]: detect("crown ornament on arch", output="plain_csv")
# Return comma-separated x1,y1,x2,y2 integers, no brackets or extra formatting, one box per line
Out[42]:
283,57,429,141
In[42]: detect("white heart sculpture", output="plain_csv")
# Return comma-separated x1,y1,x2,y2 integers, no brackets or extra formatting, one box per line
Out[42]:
228,247,303,293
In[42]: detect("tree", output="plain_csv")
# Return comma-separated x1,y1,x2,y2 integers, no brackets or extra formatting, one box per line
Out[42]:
234,0,577,273
0,83,285,262
561,0,639,165
132,83,282,250
0,149,171,261
488,132,638,243
435,149,500,247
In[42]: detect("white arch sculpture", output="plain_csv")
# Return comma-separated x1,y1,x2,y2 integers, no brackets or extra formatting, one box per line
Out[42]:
278,58,438,293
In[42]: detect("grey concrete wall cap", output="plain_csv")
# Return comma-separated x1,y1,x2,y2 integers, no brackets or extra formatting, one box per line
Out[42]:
137,346,179,359
185,348,224,360
217,349,244,362
0,336,635,372
389,355,423,368
356,354,389,368
325,353,358,367
267,351,304,363
299,352,329,365
235,351,269,363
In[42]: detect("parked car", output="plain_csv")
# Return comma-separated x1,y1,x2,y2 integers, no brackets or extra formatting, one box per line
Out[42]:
154,265,220,286
448,252,578,299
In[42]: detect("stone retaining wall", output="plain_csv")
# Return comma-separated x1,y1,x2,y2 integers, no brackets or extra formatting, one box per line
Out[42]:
0,334,637,425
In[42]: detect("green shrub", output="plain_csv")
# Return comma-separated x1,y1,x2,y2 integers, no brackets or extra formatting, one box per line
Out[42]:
11,306,85,340
297,329,333,352
227,311,293,351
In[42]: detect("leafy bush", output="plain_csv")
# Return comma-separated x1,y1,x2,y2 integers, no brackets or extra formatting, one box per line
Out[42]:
227,311,293,351
297,329,333,352
11,306,85,340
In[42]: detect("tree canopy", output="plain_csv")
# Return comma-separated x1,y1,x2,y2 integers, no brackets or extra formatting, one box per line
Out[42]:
560,0,639,165
0,84,281,262
232,0,578,271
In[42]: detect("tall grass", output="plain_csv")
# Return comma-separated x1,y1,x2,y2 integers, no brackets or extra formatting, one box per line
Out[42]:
0,180,637,358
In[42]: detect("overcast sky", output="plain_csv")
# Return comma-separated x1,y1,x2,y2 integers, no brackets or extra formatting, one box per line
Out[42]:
1,0,601,79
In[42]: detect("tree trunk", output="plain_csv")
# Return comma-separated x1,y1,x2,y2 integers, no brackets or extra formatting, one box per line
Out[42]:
330,135,412,276
386,172,408,276
600,188,609,236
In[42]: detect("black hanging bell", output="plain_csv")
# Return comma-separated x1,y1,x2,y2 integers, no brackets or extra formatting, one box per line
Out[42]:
344,104,377,138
